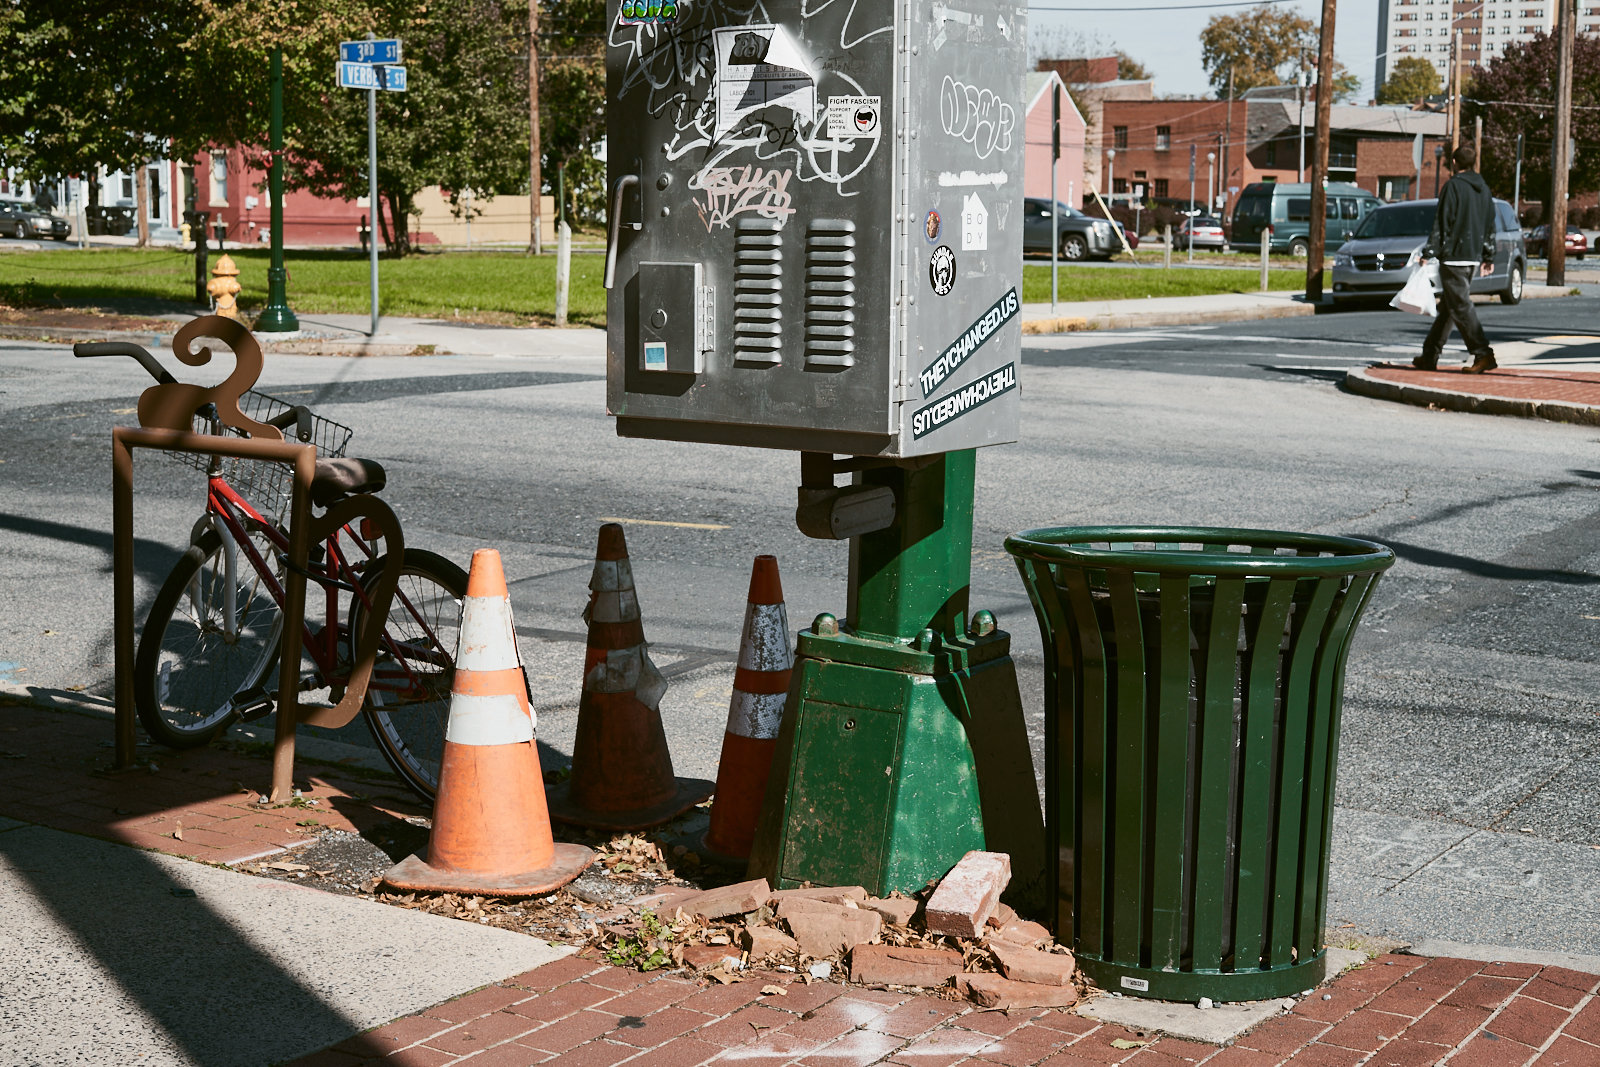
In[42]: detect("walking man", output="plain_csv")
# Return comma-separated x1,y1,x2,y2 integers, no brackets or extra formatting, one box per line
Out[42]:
1415,145,1498,373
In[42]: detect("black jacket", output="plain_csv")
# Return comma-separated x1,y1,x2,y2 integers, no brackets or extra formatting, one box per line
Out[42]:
1426,170,1496,263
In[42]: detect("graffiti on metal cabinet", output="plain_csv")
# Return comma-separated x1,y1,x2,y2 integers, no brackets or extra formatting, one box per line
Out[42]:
690,164,796,230
800,0,891,49
938,76,1015,161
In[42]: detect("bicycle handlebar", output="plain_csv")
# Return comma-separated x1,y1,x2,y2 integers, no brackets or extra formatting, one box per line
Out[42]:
73,341,179,386
265,404,315,443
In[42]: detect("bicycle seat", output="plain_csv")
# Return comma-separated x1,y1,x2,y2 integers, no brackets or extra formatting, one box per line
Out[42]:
311,457,387,507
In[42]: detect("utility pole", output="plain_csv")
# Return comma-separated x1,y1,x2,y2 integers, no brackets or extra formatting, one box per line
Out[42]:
258,46,299,332
1513,131,1524,216
1297,50,1307,183
1549,0,1575,286
1222,67,1234,220
528,0,543,255
1449,30,1462,153
1306,0,1337,302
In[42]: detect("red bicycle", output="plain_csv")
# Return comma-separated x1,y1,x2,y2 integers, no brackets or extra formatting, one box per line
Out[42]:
77,339,464,801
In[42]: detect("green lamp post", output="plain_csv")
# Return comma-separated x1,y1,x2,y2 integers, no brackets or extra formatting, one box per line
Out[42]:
256,46,299,332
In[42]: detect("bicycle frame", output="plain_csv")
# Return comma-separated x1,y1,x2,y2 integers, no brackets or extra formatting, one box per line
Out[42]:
203,473,451,706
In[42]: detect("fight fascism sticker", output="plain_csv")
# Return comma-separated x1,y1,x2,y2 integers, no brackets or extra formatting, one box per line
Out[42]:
911,362,1017,439
918,287,1019,396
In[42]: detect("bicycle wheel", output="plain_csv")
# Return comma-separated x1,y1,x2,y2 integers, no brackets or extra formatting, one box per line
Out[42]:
351,549,469,801
134,526,283,748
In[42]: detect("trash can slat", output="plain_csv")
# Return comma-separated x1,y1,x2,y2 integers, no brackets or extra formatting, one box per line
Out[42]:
1059,566,1107,959
1191,576,1247,973
1149,575,1193,971
1106,570,1147,964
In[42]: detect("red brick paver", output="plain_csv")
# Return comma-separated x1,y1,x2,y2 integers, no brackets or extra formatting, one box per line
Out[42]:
1365,364,1600,407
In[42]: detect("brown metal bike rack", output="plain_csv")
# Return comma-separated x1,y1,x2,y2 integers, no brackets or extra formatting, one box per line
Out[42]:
108,316,400,801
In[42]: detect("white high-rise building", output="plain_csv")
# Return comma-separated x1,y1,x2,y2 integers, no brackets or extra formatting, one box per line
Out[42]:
1375,0,1580,95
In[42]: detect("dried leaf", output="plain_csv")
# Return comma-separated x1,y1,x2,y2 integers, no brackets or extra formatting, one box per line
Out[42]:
1110,1038,1149,1050
263,861,311,872
760,984,787,997
171,825,184,841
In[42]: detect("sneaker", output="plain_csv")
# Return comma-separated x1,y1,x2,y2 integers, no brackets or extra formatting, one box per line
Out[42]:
1464,353,1497,374
1412,354,1438,371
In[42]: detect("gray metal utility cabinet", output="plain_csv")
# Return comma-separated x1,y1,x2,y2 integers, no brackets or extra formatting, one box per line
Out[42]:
604,0,1026,458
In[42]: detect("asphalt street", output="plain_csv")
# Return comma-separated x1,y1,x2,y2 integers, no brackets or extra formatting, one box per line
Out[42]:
2,295,1598,959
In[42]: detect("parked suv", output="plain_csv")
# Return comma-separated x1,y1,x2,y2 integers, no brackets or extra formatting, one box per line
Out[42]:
1230,182,1381,256
1329,197,1526,307
0,198,70,240
1022,198,1120,260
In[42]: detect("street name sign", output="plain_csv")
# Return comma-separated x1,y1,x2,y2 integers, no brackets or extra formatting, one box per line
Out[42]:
341,38,402,64
338,61,407,92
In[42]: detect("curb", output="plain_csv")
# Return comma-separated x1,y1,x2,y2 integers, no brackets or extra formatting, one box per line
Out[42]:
1405,938,1600,976
0,324,437,357
1343,365,1600,426
1022,301,1315,335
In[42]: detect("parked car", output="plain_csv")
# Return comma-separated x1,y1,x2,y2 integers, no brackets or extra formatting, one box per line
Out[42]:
1329,197,1526,307
1230,182,1382,256
1524,224,1587,260
0,198,70,240
1175,216,1227,250
86,204,136,236
1021,198,1120,260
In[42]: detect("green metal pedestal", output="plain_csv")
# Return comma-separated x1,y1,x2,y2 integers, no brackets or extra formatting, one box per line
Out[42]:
256,47,299,333
748,452,1045,910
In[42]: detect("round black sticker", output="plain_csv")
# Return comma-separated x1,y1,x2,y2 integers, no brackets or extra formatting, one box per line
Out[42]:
929,245,956,296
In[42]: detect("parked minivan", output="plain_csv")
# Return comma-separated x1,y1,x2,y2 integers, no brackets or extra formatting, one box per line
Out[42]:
1329,197,1526,307
1229,182,1382,256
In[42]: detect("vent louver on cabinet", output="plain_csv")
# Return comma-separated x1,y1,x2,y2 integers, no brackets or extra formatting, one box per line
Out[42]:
734,218,783,363
804,219,856,368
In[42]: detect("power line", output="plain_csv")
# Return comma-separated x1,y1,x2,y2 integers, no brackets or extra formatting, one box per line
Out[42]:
1033,0,1296,10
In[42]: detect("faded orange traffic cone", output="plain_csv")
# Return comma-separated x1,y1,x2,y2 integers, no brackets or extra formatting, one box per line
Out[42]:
702,556,793,861
384,549,593,895
547,523,713,830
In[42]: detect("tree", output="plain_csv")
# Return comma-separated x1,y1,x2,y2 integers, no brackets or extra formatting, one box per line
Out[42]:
1376,56,1443,105
1116,51,1151,82
1201,4,1315,96
192,0,531,255
534,0,606,223
1467,32,1600,201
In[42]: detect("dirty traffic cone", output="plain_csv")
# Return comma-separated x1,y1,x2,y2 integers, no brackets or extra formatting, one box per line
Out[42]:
547,523,713,830
702,556,793,861
384,549,593,895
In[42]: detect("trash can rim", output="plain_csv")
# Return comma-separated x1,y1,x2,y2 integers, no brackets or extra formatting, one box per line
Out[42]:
1004,525,1394,578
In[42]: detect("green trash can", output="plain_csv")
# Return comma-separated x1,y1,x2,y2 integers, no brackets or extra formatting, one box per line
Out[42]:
1005,526,1393,1003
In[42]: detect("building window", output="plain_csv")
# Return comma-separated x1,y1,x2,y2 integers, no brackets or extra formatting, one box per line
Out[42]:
1156,126,1171,150
1114,126,1128,149
210,153,228,206
1265,139,1278,167
1112,177,1127,195
1154,178,1169,198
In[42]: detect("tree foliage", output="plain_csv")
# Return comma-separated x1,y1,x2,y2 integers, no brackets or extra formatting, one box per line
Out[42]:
1199,3,1358,102
1115,51,1151,82
1467,32,1600,201
535,0,607,223
1376,56,1443,106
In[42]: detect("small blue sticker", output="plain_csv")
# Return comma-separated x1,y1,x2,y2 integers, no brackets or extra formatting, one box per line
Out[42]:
644,341,668,369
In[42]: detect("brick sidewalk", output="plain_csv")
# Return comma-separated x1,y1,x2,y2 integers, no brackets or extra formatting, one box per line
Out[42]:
1363,365,1600,407
286,950,1600,1067
5,699,1598,1066
0,698,424,864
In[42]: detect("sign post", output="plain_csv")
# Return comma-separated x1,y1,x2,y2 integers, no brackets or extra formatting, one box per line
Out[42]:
339,36,406,336
1050,83,1060,313
1188,144,1196,263
257,47,299,332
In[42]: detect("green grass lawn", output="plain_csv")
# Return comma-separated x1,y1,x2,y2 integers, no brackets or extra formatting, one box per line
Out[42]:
1021,262,1302,303
0,247,1302,327
0,247,607,327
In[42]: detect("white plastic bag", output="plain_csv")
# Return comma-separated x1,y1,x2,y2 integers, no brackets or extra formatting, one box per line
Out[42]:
1391,259,1439,317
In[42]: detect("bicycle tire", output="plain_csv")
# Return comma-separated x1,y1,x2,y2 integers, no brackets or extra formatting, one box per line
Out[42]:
352,549,470,802
134,527,283,749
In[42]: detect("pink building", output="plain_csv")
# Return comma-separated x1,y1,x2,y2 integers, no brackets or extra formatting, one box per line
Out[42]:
1023,71,1086,206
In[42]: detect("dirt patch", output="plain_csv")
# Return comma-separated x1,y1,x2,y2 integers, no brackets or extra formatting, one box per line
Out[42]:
0,305,177,338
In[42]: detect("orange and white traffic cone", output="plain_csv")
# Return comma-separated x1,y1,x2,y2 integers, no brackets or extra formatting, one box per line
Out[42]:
547,523,713,830
384,549,593,895
702,555,793,861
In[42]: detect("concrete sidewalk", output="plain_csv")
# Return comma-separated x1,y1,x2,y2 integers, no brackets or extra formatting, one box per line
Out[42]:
4,695,1598,1066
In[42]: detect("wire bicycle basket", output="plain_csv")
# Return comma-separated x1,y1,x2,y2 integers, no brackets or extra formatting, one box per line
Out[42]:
162,389,353,524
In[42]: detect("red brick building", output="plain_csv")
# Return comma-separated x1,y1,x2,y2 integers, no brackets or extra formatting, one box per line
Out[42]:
1100,94,1449,228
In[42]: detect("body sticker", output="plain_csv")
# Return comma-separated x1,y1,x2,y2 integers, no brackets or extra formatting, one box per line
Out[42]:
826,95,882,138
961,192,988,251
713,25,815,141
929,245,956,295
919,287,1018,395
912,362,1016,439
924,210,942,242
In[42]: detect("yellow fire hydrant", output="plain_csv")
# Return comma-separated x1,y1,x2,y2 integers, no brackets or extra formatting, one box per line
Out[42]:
207,253,242,321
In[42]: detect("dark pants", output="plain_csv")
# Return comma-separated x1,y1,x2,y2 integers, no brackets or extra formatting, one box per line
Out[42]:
1423,264,1493,360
